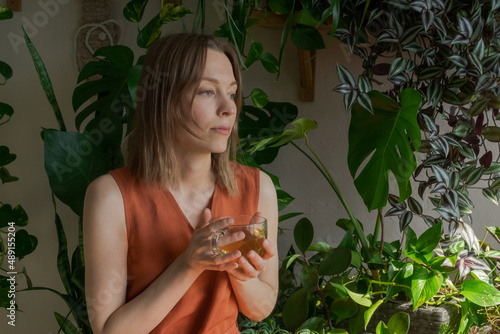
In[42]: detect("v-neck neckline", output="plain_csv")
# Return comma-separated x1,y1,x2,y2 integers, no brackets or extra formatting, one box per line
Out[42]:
164,182,220,232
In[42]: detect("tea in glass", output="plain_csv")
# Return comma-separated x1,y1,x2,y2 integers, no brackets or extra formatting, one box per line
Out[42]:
210,215,267,259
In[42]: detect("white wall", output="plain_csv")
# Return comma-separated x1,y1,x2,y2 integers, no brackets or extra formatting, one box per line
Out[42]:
0,1,497,333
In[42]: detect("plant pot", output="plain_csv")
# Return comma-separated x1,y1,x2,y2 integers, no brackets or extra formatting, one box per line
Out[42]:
367,300,459,334
337,299,460,333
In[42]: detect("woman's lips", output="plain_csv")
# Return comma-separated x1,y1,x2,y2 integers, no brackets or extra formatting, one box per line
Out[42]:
211,127,231,135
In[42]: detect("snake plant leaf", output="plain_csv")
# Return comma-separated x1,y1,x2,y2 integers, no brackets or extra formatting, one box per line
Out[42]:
43,129,109,216
24,27,66,131
348,88,422,211
73,46,136,136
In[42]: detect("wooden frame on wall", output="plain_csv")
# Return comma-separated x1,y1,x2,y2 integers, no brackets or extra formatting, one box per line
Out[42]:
7,0,22,12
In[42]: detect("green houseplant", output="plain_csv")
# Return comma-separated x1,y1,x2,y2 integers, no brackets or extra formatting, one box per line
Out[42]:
15,0,500,333
20,1,298,332
0,4,37,316
233,0,500,333
21,1,193,332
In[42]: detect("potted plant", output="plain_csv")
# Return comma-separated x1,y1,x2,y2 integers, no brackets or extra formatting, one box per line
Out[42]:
0,4,37,318
234,0,500,333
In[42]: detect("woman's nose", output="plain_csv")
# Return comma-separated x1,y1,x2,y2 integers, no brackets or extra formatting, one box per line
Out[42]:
218,94,237,116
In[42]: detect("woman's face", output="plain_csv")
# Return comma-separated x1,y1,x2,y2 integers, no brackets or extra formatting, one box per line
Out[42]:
175,49,238,156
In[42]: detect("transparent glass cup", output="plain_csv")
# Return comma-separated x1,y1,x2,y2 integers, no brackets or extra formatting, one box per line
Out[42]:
210,215,268,260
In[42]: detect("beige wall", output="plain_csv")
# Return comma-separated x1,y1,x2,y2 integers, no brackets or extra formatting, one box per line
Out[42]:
0,1,497,333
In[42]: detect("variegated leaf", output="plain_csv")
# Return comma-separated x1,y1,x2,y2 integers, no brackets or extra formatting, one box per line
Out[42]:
422,114,437,133
400,26,423,45
482,53,500,72
344,91,359,112
403,42,423,53
386,207,407,217
407,196,423,215
448,55,468,68
482,188,499,205
337,64,356,87
357,92,373,114
469,52,483,74
335,82,354,94
466,166,484,185
472,39,485,59
469,99,490,116
357,75,372,93
399,211,413,231
389,58,407,78
458,16,473,38
410,1,427,12
422,10,435,32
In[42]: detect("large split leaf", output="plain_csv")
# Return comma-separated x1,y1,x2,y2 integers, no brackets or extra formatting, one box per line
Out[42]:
43,129,109,216
348,89,422,211
72,46,138,136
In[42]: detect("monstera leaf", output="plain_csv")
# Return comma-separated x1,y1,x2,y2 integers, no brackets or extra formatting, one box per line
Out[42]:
348,88,422,211
72,46,139,137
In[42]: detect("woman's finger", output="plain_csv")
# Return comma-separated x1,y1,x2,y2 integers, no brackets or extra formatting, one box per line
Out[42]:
260,239,276,260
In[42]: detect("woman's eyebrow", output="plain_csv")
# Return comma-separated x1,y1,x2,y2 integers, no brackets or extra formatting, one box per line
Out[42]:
201,77,238,86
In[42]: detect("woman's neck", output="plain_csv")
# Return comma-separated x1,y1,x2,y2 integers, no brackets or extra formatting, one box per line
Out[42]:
172,151,215,192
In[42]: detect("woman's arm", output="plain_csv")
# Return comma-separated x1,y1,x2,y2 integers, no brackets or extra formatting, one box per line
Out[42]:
84,175,241,334
227,171,279,322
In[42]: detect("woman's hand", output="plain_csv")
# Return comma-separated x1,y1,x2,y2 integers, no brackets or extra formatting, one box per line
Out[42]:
179,208,243,272
226,211,277,281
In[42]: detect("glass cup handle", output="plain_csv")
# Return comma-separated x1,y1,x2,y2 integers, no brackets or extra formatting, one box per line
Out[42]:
211,230,225,255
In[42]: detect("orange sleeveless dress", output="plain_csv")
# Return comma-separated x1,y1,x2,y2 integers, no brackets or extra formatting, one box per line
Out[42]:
109,163,260,334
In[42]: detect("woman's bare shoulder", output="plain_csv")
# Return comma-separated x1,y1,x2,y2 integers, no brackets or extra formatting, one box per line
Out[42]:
86,174,122,201
258,170,275,197
84,174,125,230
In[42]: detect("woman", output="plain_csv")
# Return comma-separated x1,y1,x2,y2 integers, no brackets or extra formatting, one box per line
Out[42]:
83,33,279,334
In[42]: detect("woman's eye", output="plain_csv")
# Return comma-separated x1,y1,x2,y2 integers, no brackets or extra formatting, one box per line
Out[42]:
228,93,236,100
200,90,214,96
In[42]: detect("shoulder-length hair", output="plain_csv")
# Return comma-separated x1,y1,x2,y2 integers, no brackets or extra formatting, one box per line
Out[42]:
127,33,242,195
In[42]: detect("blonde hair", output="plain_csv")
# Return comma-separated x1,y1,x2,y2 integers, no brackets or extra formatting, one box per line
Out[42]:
127,33,242,195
